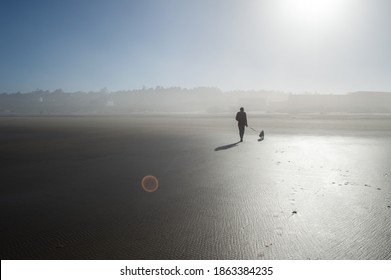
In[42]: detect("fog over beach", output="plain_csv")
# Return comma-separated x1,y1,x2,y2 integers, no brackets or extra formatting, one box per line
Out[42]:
1,0,391,261
2,89,391,115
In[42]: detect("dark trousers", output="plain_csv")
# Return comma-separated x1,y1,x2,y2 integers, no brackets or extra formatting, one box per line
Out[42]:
238,125,245,140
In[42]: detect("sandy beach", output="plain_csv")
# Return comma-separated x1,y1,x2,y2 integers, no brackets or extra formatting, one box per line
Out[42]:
1,115,390,259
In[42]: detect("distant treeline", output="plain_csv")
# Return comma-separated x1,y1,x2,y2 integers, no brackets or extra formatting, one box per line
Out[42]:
1,87,390,115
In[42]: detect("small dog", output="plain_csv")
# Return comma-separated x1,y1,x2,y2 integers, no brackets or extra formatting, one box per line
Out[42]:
259,130,264,140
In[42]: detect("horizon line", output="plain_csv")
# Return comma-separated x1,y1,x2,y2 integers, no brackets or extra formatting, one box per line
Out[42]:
2,87,391,95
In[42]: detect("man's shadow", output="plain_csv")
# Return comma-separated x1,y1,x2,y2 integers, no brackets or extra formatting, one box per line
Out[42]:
214,141,240,151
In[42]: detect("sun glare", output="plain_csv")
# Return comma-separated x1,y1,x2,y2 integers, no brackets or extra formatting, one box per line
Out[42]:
276,0,351,29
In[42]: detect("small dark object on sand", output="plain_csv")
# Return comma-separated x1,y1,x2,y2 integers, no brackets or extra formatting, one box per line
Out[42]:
250,127,264,141
387,206,390,208
292,210,297,215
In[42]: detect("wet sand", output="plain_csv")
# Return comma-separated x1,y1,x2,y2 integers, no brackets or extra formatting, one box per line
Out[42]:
1,115,391,259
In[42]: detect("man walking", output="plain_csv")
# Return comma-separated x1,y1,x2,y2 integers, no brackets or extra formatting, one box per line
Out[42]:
235,107,248,142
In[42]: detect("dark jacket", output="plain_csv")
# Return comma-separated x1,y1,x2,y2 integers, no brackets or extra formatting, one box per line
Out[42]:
235,111,247,126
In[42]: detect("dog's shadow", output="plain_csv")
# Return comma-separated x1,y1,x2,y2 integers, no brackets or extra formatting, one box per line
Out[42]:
214,141,240,151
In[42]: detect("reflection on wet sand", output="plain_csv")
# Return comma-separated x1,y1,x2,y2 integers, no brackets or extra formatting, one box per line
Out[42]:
1,116,390,259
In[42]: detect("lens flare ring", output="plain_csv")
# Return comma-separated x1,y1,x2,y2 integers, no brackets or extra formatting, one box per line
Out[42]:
141,175,159,193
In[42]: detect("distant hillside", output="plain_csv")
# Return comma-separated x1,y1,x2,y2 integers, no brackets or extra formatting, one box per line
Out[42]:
282,92,391,114
1,88,390,115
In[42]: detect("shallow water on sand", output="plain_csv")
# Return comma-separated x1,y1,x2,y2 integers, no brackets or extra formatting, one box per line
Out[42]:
1,116,390,259
212,135,391,259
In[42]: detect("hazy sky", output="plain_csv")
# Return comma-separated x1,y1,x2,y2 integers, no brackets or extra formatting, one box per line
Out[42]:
1,0,390,93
